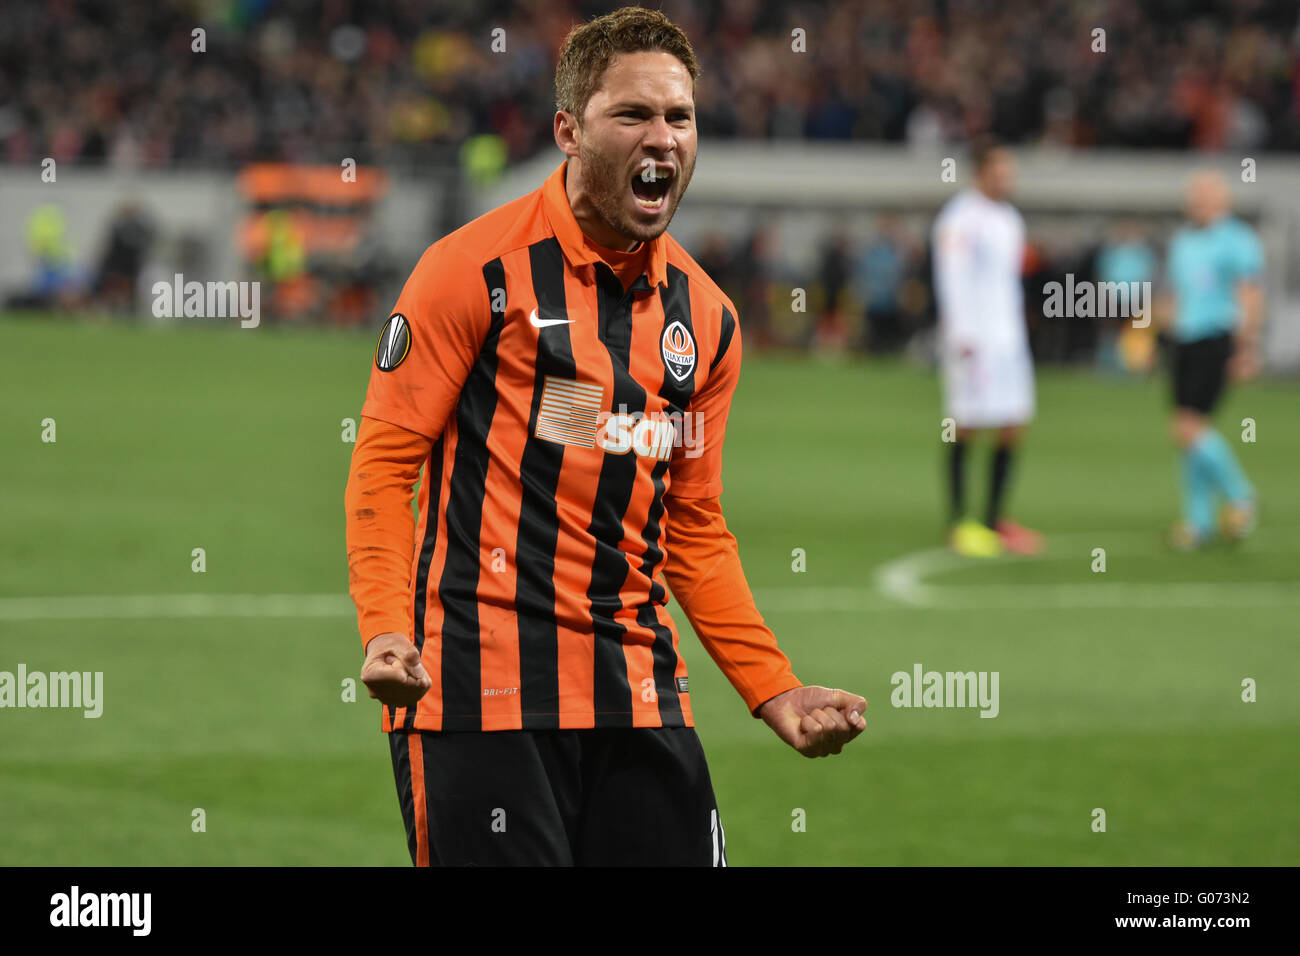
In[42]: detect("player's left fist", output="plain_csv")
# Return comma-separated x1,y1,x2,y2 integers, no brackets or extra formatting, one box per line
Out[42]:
759,685,867,758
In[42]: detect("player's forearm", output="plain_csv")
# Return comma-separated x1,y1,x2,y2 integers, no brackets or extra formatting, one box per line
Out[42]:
1151,291,1171,331
933,251,981,345
1237,282,1263,343
345,416,433,648
935,293,981,348
662,494,802,716
939,317,979,352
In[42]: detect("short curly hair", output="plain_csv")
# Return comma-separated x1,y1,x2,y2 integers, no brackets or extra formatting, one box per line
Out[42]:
555,6,699,123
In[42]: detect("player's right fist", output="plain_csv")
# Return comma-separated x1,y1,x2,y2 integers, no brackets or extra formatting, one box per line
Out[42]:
361,633,432,708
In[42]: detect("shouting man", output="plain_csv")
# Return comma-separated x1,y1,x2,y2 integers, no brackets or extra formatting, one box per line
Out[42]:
345,7,867,867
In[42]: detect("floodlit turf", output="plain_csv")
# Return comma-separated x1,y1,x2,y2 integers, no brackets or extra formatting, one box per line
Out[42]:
2,312,1297,865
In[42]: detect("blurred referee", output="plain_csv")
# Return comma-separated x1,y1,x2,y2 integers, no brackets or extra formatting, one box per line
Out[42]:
1164,171,1263,549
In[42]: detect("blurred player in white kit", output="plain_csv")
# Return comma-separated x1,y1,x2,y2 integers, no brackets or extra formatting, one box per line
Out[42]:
932,140,1042,557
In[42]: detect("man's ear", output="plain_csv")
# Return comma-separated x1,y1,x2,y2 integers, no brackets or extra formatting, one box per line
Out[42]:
554,110,581,159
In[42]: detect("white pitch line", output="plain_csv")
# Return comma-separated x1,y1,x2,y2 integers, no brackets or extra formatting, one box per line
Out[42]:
907,582,1300,609
0,593,355,622
871,530,1300,610
0,589,905,621
1,526,1296,621
872,547,952,607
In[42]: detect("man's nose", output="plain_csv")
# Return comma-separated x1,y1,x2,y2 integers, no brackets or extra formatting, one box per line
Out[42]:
642,116,676,153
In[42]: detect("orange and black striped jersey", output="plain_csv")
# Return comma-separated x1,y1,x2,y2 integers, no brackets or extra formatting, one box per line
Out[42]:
348,160,799,732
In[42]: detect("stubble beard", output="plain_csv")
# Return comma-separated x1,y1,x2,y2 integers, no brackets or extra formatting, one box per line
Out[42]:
578,137,694,245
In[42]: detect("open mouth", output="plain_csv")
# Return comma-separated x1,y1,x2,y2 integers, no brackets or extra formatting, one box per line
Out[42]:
630,166,673,209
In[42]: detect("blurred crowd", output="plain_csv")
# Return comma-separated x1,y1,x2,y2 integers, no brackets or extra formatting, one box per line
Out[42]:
692,212,1176,369
4,0,1291,355
7,183,1202,373
694,217,930,355
3,0,1299,168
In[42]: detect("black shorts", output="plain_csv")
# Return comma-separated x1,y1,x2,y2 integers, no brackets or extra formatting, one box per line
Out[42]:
1172,332,1233,414
388,726,726,866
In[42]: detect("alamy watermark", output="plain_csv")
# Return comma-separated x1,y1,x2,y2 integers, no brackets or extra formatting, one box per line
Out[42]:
890,663,999,718
50,886,150,936
152,273,260,328
0,664,103,718
1043,274,1151,328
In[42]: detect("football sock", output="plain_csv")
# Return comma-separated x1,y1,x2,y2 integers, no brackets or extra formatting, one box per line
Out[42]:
986,445,1013,528
948,439,967,525
1192,428,1254,505
1180,442,1217,538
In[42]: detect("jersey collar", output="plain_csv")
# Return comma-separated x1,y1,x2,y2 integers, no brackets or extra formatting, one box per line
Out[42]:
542,160,668,291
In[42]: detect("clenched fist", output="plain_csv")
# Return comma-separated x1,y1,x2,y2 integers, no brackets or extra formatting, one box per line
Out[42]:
361,633,432,708
759,685,868,758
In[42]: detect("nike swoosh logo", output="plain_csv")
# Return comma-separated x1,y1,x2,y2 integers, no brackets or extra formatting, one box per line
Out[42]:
530,308,574,328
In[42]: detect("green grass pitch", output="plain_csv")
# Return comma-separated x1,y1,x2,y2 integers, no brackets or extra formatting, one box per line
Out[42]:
2,312,1297,865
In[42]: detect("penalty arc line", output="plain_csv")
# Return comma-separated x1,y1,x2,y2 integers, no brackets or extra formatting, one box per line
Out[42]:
871,530,1300,610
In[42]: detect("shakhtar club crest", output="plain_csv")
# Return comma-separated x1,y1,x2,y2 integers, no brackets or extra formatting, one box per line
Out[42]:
661,320,696,382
